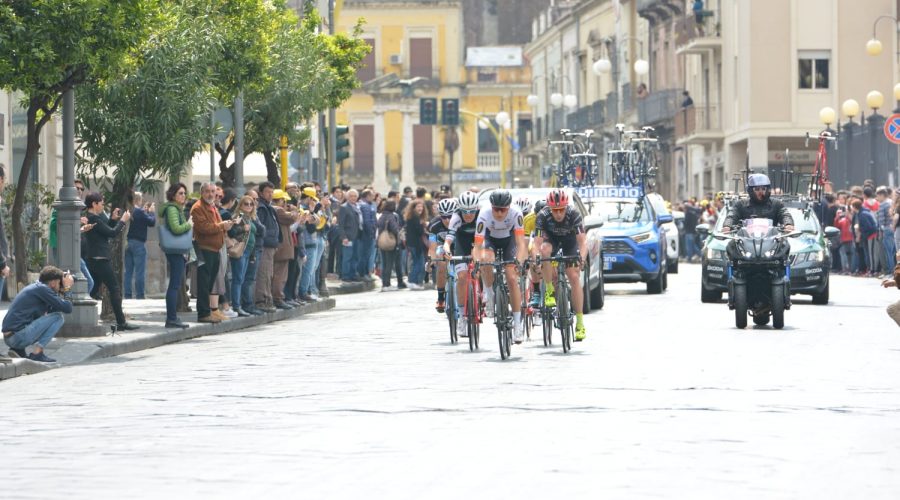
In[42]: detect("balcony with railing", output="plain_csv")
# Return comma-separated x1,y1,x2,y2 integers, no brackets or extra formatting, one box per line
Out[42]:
638,88,680,125
637,0,683,20
675,8,722,54
566,99,607,132
675,104,723,144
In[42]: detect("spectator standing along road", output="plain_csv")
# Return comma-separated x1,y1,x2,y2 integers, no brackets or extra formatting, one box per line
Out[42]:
159,183,192,329
191,183,233,323
338,189,362,283
83,192,138,331
241,190,266,315
404,199,429,290
272,189,300,309
255,182,280,313
358,188,377,280
124,191,156,300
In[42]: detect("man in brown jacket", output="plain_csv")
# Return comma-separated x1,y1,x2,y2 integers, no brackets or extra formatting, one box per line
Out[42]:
272,189,301,309
191,182,234,323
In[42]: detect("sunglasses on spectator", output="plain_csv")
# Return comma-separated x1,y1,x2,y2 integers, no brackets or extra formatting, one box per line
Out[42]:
242,201,253,206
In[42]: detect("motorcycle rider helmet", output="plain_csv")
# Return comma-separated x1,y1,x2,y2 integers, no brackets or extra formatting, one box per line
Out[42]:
457,191,480,211
514,196,533,215
437,198,459,217
489,189,513,208
746,173,772,202
546,189,569,209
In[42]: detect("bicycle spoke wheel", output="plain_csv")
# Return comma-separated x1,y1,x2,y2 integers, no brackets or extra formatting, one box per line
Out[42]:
467,285,477,351
542,308,552,346
447,282,457,345
558,282,570,353
496,286,510,360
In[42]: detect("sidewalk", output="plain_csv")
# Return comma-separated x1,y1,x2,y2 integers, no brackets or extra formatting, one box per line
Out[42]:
0,284,368,381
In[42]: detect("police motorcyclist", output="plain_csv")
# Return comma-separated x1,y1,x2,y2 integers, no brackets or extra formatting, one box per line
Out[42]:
722,173,795,232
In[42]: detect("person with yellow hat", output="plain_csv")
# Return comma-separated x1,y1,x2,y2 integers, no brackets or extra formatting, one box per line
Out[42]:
298,186,327,301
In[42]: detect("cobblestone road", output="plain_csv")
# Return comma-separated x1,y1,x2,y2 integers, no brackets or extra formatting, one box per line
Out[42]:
2,264,899,499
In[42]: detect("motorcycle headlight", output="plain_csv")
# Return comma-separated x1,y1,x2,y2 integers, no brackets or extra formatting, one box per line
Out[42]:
631,232,653,244
743,251,752,258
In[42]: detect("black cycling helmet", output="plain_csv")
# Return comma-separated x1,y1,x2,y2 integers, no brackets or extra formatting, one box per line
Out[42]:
533,199,547,214
489,189,512,208
746,173,771,203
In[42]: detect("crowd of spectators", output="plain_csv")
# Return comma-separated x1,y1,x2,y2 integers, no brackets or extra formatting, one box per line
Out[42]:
1,174,456,362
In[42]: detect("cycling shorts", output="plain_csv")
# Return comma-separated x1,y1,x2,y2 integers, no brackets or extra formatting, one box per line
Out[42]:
545,234,580,267
483,235,518,262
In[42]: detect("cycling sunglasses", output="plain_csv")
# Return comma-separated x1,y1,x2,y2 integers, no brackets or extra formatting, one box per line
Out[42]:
492,206,509,213
461,208,479,215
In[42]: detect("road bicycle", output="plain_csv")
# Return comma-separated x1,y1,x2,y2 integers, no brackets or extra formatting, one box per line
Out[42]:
480,251,519,360
518,260,535,342
444,255,463,345
805,130,836,199
457,256,482,352
538,251,581,353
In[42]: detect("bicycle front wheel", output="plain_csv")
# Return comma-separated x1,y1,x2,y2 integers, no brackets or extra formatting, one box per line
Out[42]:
467,284,478,351
558,281,571,353
447,284,457,345
496,287,510,360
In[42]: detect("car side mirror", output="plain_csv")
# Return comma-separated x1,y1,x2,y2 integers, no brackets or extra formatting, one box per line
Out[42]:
696,223,710,238
584,215,604,230
657,214,674,225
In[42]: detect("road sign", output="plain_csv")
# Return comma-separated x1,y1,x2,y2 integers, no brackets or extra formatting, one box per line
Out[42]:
213,107,233,143
884,113,900,144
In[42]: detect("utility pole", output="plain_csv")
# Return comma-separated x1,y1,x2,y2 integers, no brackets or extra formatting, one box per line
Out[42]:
328,0,338,189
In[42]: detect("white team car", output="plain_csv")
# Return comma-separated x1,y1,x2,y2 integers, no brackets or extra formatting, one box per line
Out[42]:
646,193,680,274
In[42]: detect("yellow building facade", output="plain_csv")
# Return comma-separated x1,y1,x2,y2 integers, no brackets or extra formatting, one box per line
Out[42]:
337,0,531,192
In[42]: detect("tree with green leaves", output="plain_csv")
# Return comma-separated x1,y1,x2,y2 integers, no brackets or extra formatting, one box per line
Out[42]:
0,0,158,287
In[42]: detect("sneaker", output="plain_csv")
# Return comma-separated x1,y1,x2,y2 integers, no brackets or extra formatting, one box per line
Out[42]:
116,323,140,331
198,315,221,324
435,299,445,313
274,302,293,310
544,288,556,308
575,323,586,341
221,309,239,318
235,308,251,318
513,321,524,344
8,347,26,358
381,286,398,292
258,305,277,313
299,295,317,303
211,310,229,322
529,294,542,308
309,294,320,301
165,320,190,329
458,317,468,338
408,283,423,290
28,352,56,363
398,282,408,289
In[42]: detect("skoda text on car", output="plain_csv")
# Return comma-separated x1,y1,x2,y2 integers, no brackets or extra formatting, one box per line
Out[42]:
479,188,605,311
699,200,836,304
578,185,671,294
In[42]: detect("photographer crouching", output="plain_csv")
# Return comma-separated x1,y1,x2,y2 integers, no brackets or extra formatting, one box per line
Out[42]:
3,266,74,363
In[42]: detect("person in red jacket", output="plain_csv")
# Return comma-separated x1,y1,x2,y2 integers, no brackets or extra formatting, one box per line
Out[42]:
834,208,854,274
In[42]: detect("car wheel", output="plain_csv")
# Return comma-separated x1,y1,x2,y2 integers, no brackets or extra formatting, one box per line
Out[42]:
591,267,605,310
647,267,664,294
811,278,829,305
668,258,679,274
582,260,591,315
701,285,722,303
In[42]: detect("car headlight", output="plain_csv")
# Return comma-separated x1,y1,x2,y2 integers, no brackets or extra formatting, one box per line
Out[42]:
792,250,825,265
631,232,653,243
705,247,726,260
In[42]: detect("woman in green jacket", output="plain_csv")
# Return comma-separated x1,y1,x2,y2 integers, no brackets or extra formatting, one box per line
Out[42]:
159,183,193,329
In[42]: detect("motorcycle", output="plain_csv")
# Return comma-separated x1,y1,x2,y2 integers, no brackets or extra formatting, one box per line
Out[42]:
715,219,799,329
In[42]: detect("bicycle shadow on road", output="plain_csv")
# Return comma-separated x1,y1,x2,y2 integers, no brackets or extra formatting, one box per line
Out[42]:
537,349,589,357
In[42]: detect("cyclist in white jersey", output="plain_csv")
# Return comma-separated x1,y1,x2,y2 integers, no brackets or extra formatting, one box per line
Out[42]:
474,189,527,343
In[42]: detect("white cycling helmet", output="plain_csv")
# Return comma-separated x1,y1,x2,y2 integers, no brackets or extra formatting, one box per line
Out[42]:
437,198,459,216
514,196,533,215
458,191,480,211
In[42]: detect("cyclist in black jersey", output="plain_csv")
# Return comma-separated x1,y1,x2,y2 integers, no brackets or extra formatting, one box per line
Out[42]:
532,189,589,340
442,191,480,338
429,198,457,313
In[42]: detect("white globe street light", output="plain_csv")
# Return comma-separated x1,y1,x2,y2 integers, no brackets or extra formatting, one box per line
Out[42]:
867,38,884,56
502,120,512,130
495,111,511,127
526,94,539,107
563,94,578,109
634,58,650,76
592,58,611,75
867,90,884,111
478,118,490,130
550,92,564,107
819,106,836,126
842,99,860,120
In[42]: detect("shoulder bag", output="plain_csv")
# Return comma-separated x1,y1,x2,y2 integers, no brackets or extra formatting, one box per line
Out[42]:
158,208,193,254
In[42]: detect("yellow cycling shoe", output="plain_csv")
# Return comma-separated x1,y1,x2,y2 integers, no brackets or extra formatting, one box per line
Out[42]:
543,289,556,308
575,323,586,341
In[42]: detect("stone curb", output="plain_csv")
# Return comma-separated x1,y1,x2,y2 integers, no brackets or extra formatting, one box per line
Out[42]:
0,299,335,381
324,279,378,295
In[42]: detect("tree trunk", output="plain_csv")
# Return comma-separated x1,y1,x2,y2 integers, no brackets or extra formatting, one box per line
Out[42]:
11,102,45,290
264,150,280,185
216,139,236,188
101,178,132,321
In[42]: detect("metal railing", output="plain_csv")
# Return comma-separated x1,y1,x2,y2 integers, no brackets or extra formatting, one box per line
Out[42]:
477,152,501,169
675,8,721,46
675,104,721,139
638,88,680,125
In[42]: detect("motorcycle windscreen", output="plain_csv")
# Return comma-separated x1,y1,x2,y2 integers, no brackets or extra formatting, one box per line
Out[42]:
742,218,774,238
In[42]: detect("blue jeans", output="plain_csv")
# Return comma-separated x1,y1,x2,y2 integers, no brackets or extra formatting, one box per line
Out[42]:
165,253,186,323
683,233,699,262
80,259,94,293
400,248,409,276
124,239,147,298
313,237,325,294
301,241,322,296
408,246,426,285
356,235,375,277
883,230,896,271
839,242,853,272
6,312,64,350
341,240,358,280
242,247,262,310
230,249,251,310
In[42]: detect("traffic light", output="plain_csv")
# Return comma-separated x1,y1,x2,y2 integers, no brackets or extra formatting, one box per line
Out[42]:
441,98,459,126
335,125,350,162
420,98,437,125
